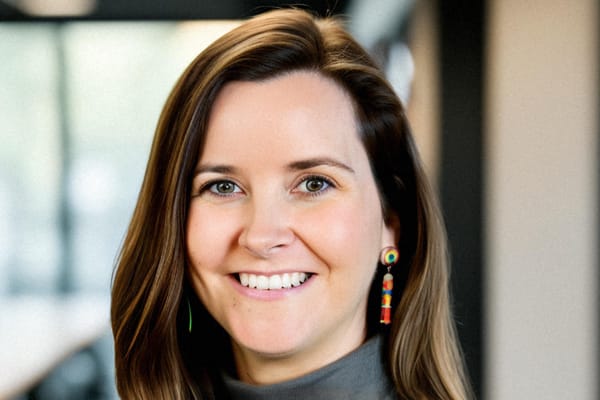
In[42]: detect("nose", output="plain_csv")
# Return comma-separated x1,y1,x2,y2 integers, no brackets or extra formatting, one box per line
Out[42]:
238,195,295,258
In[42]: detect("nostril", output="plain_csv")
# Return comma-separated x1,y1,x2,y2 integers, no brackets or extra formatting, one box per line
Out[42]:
238,205,295,257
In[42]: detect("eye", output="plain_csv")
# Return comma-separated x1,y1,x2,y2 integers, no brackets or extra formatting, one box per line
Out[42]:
297,176,333,194
200,180,242,197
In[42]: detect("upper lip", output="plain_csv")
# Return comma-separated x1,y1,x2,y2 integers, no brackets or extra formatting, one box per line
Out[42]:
232,270,315,277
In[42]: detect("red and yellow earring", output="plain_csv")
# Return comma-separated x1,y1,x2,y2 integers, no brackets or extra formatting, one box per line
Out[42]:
380,246,399,325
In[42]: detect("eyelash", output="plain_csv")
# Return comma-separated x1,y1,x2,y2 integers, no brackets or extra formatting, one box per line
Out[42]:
196,175,336,198
197,180,242,198
295,175,335,196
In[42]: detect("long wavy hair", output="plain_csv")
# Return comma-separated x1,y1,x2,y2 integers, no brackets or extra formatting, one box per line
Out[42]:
111,8,472,399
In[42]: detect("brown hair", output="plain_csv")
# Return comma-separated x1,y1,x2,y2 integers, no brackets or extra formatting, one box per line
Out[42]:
111,8,472,399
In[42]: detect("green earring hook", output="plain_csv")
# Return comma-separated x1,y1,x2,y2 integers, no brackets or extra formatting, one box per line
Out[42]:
187,298,192,333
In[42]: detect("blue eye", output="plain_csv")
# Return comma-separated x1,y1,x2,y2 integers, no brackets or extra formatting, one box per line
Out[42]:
298,176,332,193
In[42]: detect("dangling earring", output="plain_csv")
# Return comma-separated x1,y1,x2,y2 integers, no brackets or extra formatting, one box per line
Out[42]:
187,298,193,333
379,246,399,325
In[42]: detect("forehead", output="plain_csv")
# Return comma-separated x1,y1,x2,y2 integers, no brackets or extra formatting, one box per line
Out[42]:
201,71,365,163
211,71,356,125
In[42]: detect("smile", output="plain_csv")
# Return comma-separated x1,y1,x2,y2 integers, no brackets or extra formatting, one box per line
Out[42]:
237,272,312,290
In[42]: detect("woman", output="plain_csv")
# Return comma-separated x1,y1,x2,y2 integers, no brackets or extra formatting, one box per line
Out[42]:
111,8,472,399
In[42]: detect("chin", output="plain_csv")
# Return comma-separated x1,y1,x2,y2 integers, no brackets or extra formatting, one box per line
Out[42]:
229,320,313,358
241,340,300,359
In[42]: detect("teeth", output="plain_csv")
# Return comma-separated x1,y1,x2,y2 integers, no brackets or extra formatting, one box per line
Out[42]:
268,275,282,290
238,272,310,290
291,272,300,286
281,273,291,288
240,273,249,286
256,275,269,290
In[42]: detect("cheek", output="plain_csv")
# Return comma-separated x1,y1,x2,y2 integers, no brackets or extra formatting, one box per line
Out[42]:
302,194,383,270
186,205,237,271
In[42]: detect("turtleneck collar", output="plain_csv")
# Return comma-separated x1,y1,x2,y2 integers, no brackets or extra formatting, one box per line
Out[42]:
221,335,398,400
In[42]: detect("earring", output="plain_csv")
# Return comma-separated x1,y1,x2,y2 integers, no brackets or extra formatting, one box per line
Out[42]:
187,298,193,333
379,246,399,325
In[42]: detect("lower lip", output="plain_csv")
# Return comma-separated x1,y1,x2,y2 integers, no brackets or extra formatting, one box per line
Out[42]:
229,274,315,300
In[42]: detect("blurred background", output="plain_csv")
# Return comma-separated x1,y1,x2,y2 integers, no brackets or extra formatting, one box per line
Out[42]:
0,0,597,399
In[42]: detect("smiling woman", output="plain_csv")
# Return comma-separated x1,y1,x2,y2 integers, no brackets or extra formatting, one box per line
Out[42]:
110,8,472,400
186,72,395,385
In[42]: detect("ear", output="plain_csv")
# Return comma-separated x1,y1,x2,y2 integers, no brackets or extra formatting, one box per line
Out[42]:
381,211,400,249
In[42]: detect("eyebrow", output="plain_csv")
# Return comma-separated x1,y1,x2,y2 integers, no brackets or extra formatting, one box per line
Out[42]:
194,157,355,177
286,157,355,174
194,164,239,176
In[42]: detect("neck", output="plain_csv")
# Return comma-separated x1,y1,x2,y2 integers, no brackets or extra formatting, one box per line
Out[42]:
231,329,367,385
221,335,396,400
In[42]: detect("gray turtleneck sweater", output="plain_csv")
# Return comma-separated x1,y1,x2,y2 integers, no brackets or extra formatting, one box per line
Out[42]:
221,335,398,399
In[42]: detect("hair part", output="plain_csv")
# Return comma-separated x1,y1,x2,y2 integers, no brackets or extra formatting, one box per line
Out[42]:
111,8,472,399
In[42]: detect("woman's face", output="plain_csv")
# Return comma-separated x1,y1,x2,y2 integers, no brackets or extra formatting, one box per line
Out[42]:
186,71,396,379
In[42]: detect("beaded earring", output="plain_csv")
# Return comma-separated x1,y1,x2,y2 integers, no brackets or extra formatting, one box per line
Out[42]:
379,246,399,325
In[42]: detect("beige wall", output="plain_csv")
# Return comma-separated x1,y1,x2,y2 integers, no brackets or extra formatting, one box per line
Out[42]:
408,0,440,181
485,0,598,399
